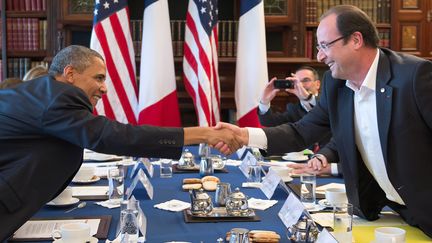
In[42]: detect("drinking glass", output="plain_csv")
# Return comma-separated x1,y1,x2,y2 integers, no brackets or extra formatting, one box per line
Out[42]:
108,167,124,205
247,165,261,183
119,208,139,243
333,203,353,243
159,159,173,178
300,173,316,208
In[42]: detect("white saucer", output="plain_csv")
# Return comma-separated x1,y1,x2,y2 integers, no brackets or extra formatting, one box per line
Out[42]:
282,152,309,162
72,175,101,184
47,197,79,207
318,199,332,208
53,236,98,243
280,175,294,182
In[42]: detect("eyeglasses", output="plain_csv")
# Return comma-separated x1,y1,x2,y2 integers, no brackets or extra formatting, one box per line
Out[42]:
316,36,347,52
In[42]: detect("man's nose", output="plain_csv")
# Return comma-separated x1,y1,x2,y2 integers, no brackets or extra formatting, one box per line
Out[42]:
100,82,107,94
316,49,326,62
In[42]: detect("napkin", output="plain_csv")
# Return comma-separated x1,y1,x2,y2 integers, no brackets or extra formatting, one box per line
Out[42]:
242,182,262,188
154,199,190,212
106,236,146,243
95,200,121,209
247,197,278,210
225,159,242,166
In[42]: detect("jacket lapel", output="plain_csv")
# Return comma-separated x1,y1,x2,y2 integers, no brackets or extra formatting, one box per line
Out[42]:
375,50,393,165
338,86,358,179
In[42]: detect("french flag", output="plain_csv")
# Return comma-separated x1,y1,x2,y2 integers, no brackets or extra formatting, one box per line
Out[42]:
137,0,181,126
235,0,268,127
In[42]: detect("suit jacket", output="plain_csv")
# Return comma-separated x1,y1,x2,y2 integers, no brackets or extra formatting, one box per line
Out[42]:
263,48,432,237
0,76,183,241
258,96,331,148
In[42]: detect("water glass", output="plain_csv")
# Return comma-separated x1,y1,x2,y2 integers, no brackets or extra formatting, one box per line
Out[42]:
198,143,210,158
108,167,125,205
247,165,261,183
215,182,231,206
300,173,316,208
332,203,353,243
199,157,214,176
119,208,139,243
159,159,173,178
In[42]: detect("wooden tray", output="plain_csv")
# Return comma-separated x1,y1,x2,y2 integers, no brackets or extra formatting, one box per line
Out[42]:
173,164,229,173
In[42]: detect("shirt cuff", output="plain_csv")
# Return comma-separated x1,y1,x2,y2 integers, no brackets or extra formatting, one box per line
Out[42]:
330,163,339,176
300,95,317,112
246,127,267,150
258,101,270,114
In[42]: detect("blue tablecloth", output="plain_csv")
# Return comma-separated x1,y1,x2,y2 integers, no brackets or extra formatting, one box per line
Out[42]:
28,146,342,243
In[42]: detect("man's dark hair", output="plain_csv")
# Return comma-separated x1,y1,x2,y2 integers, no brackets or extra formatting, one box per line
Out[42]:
320,5,379,48
296,66,319,81
48,45,104,76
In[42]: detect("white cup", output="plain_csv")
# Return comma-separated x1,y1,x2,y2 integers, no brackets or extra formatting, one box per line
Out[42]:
52,187,73,205
375,227,406,243
325,188,348,205
52,222,91,243
73,165,96,181
269,166,292,182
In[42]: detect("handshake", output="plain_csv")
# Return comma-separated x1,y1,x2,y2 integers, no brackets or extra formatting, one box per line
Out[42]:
185,122,249,156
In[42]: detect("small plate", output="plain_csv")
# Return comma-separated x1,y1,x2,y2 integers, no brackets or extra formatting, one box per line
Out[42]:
282,152,309,162
72,175,101,184
53,236,98,243
318,199,332,208
47,197,79,207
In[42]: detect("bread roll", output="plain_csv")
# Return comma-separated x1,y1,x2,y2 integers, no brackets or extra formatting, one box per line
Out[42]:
182,183,202,190
201,175,220,183
202,181,218,191
183,178,202,184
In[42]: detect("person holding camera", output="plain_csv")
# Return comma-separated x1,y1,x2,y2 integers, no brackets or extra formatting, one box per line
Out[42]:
258,66,322,127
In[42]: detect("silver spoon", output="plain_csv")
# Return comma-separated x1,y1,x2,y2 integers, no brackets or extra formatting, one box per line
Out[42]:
65,202,86,213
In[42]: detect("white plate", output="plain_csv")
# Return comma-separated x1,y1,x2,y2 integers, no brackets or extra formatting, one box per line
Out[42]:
47,197,79,207
72,175,101,184
280,175,294,182
282,152,309,162
318,199,332,208
53,236,98,243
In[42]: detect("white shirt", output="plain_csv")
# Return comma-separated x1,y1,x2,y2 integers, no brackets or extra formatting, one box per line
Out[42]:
346,49,405,205
249,49,405,205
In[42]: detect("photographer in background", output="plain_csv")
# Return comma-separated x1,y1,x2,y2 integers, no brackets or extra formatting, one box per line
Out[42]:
258,66,331,151
258,66,322,127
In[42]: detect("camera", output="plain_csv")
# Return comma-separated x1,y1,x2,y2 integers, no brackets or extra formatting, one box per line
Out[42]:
273,79,294,89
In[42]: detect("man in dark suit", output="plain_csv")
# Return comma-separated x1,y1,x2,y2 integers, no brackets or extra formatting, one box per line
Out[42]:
0,45,239,241
217,5,432,237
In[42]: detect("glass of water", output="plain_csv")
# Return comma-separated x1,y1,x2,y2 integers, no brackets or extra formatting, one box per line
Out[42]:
333,203,353,242
108,167,124,205
248,165,261,183
119,208,139,243
300,173,316,209
159,159,173,178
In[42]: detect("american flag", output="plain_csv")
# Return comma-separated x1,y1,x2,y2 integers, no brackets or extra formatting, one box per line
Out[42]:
138,0,181,127
235,0,267,127
183,0,220,127
90,0,138,124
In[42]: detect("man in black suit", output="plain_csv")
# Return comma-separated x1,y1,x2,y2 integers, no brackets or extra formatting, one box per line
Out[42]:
0,45,239,241
217,5,432,237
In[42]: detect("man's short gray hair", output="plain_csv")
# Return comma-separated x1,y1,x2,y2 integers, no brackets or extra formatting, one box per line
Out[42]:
48,45,104,76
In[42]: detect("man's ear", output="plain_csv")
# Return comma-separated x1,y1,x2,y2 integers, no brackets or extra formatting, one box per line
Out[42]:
63,65,74,84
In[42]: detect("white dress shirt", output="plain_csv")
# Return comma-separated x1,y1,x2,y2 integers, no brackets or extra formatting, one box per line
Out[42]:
249,49,405,205
346,49,405,205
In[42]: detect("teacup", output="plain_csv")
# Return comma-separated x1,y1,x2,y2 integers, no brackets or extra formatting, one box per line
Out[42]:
73,165,95,181
52,222,91,243
269,166,292,181
325,188,348,205
51,187,73,205
374,227,406,243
